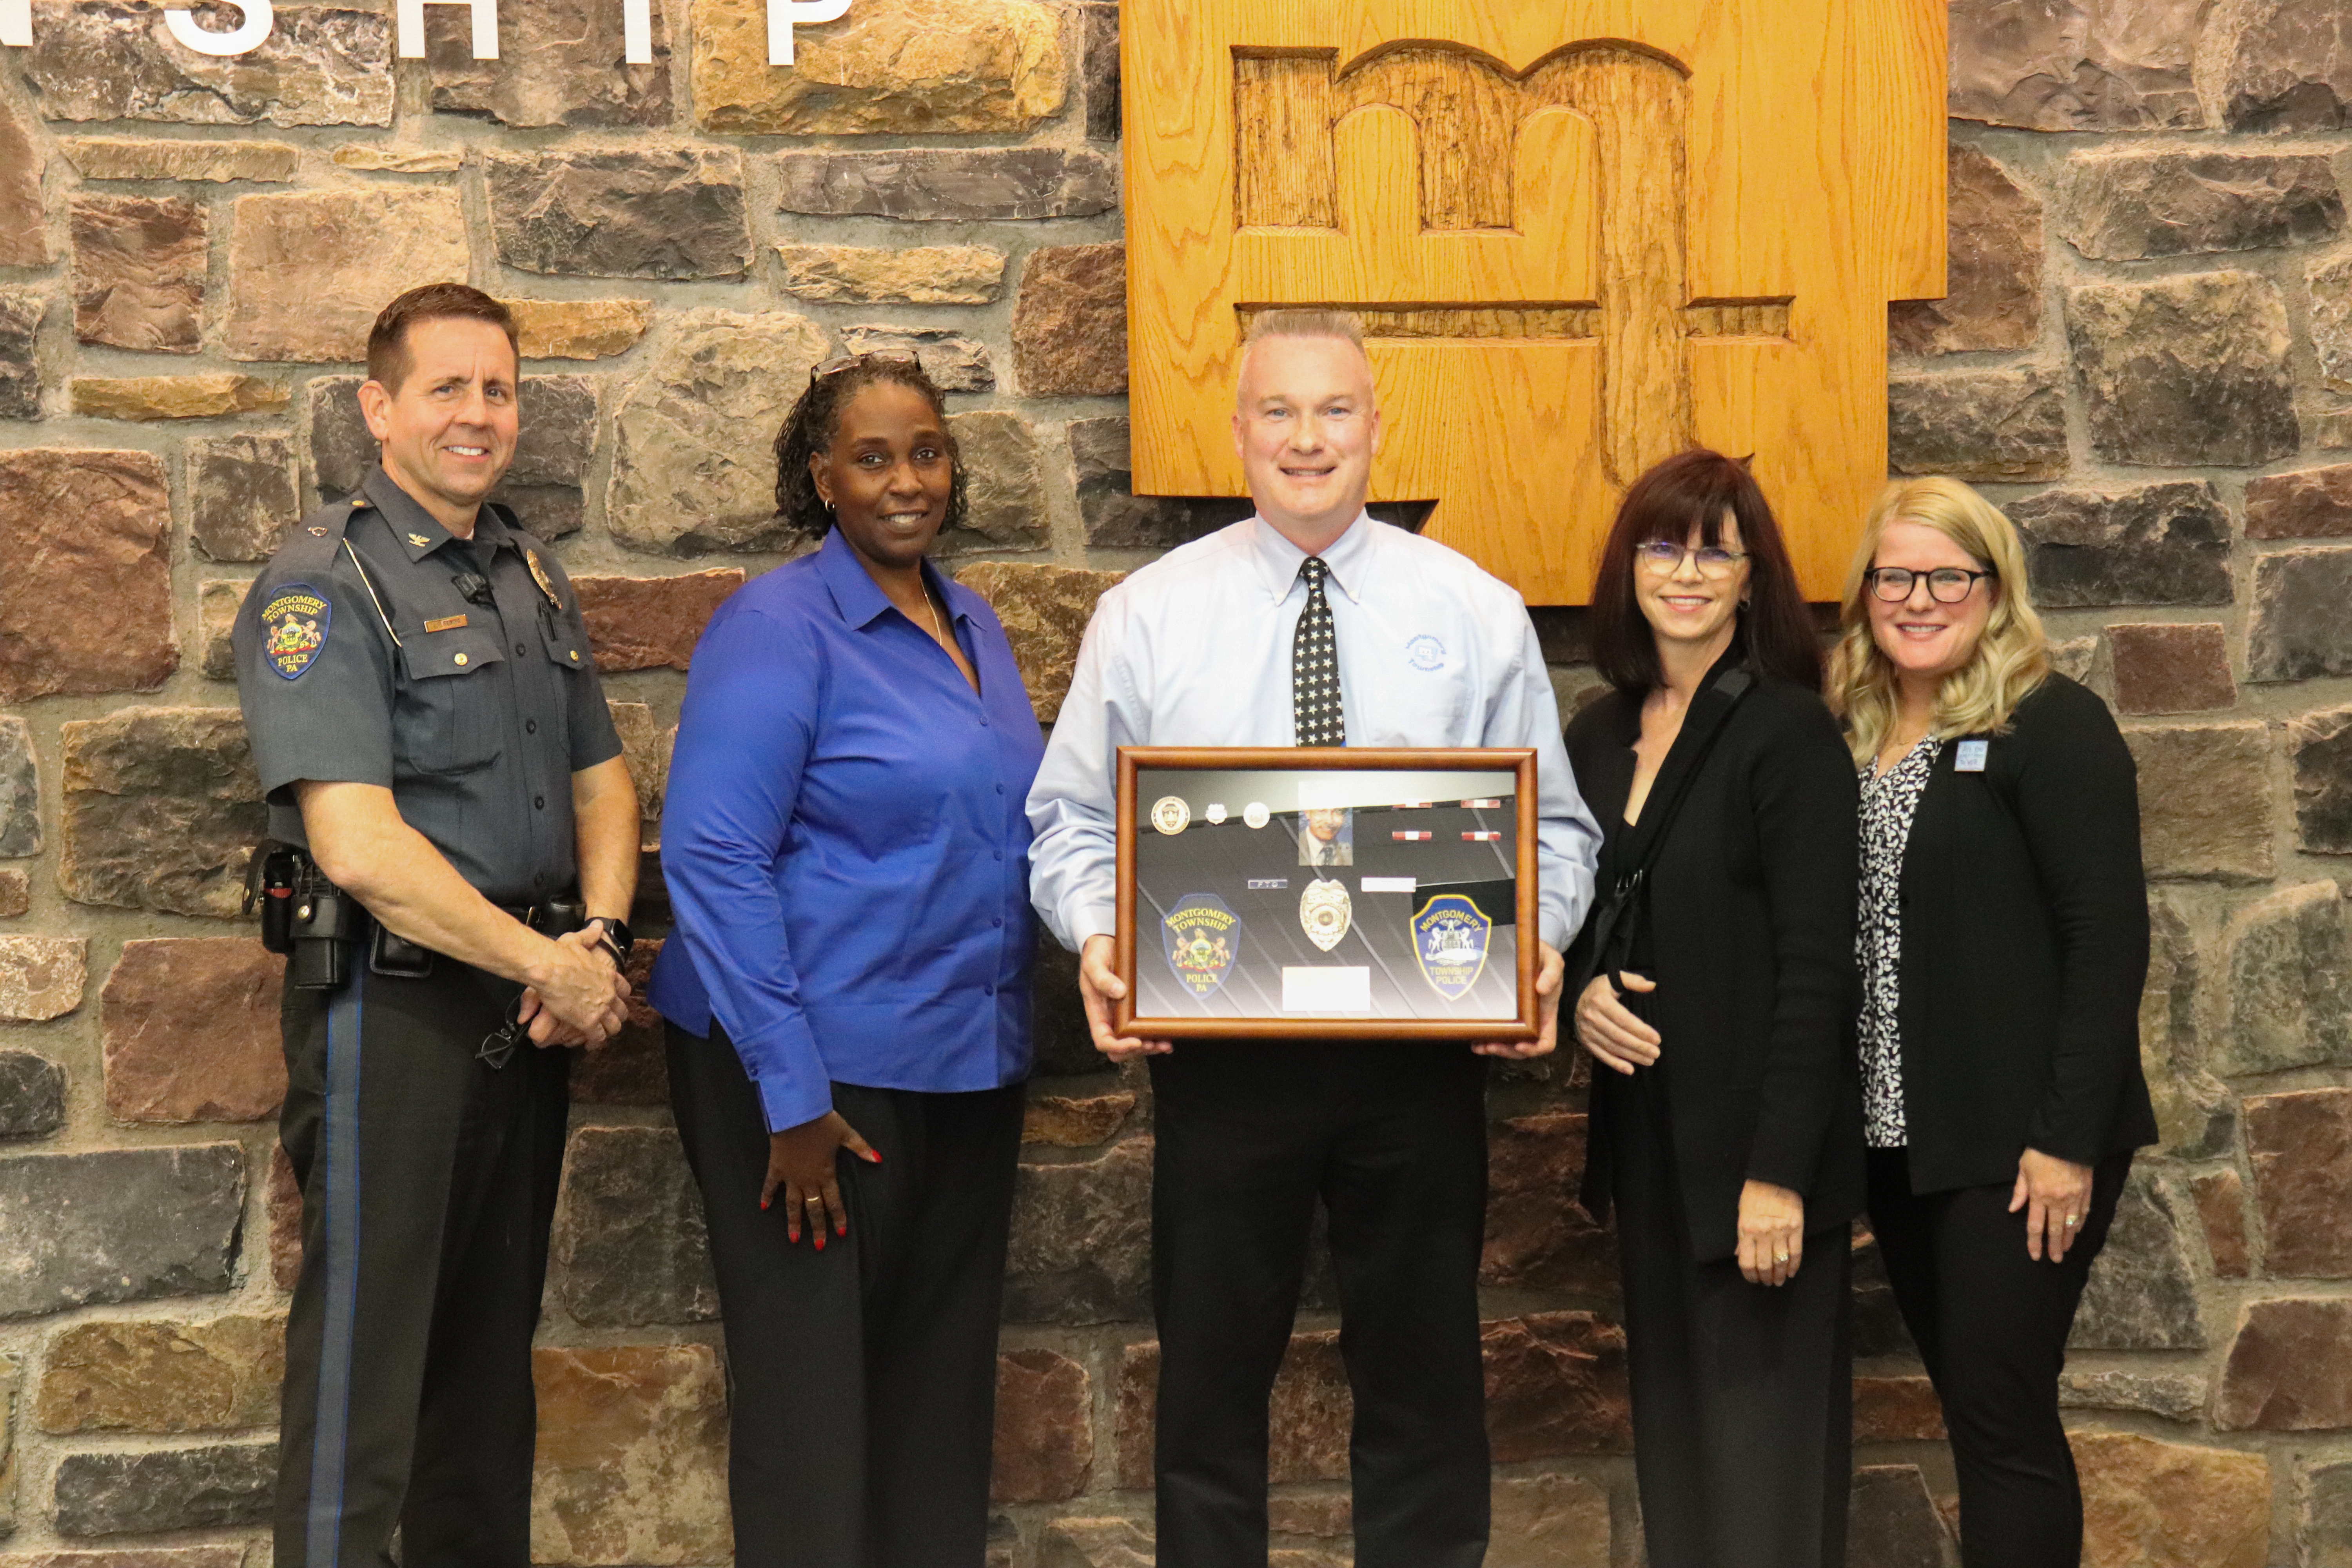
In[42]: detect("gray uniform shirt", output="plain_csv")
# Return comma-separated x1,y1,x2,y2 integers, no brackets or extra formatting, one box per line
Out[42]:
232,465,624,906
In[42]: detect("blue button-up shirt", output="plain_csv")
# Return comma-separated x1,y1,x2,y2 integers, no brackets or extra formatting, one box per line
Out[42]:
649,528,1043,1132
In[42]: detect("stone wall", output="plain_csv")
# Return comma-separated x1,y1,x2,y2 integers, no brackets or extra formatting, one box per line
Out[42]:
0,0,2348,1562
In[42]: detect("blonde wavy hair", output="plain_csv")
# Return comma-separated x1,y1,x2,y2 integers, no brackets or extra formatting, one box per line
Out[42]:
1826,476,2050,765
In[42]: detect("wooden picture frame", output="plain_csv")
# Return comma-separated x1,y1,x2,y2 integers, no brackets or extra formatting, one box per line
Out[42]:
1114,746,1539,1040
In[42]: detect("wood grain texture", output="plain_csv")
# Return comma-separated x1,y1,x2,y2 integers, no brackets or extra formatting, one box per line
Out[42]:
1126,0,1948,604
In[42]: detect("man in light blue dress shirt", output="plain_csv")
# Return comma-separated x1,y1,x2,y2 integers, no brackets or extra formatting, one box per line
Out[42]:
1027,310,1602,1568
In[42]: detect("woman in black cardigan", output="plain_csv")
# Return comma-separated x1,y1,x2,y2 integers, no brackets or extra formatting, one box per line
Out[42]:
1828,476,2155,1568
1567,450,1862,1568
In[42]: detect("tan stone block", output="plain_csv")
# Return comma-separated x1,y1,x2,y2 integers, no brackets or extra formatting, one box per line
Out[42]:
267,1142,301,1290
0,938,87,1022
1040,1519,1153,1568
510,298,652,360
573,571,744,672
102,938,286,1123
1115,1332,1352,1489
2193,1168,2251,1278
23,2,395,127
1949,0,2205,130
0,450,175,705
694,0,1063,134
36,1314,285,1435
59,707,263,919
2124,721,2273,882
605,703,669,844
0,1550,245,1568
1266,1495,1350,1537
1013,244,1127,397
2107,622,2236,715
775,244,1007,306
2075,1429,2269,1568
70,195,206,353
1483,1312,1633,1461
2248,463,2352,541
71,376,286,421
1484,1111,1615,1294
1889,142,2042,356
530,1344,732,1564
223,189,470,363
991,1347,1090,1503
953,562,1125,724
426,0,672,128
0,91,47,269
0,871,26,920
1488,1473,1610,1568
1022,1092,1135,1147
1853,1374,1946,1442
2218,1297,2352,1430
61,138,298,183
330,144,463,172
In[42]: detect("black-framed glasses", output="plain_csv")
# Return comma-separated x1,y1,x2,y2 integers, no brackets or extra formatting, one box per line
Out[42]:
478,995,526,1069
1866,565,1994,604
809,349,923,383
1637,539,1748,577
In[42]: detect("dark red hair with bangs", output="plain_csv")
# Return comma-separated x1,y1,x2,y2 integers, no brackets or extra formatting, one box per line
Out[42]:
1588,449,1822,694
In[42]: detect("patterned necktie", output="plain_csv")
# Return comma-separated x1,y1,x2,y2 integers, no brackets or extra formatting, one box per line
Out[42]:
1292,556,1346,748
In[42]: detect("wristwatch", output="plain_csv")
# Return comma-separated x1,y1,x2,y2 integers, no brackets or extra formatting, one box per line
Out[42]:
584,916,634,967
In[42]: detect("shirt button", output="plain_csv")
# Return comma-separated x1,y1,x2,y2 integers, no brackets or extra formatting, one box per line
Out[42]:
992,916,1002,928
534,795,546,810
515,642,527,656
993,850,1003,861
996,784,1005,795
985,985,995,996
525,719,537,735
453,652,468,667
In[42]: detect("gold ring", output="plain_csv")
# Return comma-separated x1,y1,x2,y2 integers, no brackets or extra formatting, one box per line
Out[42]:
1774,1250,1789,1263
2063,1215,2079,1227
804,1195,825,1206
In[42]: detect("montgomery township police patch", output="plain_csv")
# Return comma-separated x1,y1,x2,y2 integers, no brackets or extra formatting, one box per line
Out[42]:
1163,893,1240,998
261,584,331,681
1412,893,1492,1001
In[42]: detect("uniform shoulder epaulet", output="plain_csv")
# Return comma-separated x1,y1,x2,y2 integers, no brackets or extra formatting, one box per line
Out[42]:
269,496,361,571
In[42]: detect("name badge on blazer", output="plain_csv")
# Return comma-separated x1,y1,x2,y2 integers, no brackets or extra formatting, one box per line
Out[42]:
1955,739,1989,773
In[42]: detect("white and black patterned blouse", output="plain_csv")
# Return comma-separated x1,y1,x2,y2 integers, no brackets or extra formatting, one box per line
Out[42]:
1857,738,1941,1149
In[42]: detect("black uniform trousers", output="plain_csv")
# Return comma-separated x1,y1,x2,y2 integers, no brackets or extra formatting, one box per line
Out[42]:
1148,1041,1491,1568
1603,1064,1853,1568
1866,1147,2131,1568
666,1021,1026,1568
275,958,571,1568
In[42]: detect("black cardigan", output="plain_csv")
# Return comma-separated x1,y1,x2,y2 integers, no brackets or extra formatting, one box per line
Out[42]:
1887,673,2158,1193
1565,660,1865,1262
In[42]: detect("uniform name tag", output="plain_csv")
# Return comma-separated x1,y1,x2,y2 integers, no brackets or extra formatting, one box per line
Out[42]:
1955,739,1989,773
423,615,468,633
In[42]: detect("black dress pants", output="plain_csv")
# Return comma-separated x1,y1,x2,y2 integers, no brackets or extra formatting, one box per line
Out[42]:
666,1021,1026,1568
1148,1041,1491,1568
1604,1066,1853,1568
275,960,572,1568
1866,1147,2132,1568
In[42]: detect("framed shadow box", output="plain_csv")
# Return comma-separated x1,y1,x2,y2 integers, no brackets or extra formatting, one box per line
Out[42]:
1113,748,1538,1041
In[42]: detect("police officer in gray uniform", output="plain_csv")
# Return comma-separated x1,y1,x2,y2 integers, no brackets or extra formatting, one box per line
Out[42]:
233,283,639,1568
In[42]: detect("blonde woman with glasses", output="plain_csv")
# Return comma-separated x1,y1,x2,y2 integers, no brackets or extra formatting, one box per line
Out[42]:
1828,476,2156,1568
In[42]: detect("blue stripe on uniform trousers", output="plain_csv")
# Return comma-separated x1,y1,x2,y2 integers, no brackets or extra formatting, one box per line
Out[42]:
307,964,365,1568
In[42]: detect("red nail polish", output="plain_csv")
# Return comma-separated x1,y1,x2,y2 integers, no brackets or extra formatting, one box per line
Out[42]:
835,1220,846,1236
760,1198,770,1210
813,1234,826,1252
869,1150,883,1164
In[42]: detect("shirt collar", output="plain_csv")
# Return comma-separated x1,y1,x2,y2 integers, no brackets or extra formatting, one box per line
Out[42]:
1246,510,1377,605
815,525,973,631
359,464,511,563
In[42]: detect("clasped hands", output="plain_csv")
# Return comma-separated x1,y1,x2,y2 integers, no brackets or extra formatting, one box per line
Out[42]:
515,926,631,1049
1075,934,1567,1063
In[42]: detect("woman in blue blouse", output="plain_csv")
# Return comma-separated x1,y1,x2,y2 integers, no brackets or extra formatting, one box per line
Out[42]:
650,354,1042,1568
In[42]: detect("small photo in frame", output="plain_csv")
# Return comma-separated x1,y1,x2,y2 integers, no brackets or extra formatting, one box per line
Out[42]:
1297,806,1354,867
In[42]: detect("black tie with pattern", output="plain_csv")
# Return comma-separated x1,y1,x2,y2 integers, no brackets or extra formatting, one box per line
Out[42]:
1292,556,1346,748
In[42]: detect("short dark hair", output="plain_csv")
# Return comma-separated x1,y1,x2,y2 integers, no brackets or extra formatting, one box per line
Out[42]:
772,357,968,542
366,283,518,393
1588,448,1823,693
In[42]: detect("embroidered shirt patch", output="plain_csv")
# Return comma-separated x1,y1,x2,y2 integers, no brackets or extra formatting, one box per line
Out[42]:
261,585,331,680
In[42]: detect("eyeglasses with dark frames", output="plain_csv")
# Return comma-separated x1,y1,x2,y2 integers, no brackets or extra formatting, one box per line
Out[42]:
1866,565,1994,604
1636,539,1748,577
478,994,527,1069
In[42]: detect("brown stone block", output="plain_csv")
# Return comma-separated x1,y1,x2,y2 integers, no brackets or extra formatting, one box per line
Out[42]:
2302,1457,2352,1567
196,579,238,681
2071,1167,2206,1350
1040,1518,1154,1568
2107,623,2234,715
189,432,297,564
2065,271,2300,467
2217,1297,2352,1430
0,448,175,704
1114,1331,1352,1489
223,189,469,363
2315,256,2352,395
0,91,47,269
1022,1093,1135,1148
427,0,672,127
2122,722,2272,882
1847,1465,1954,1567
954,562,1125,724
2060,151,2343,260
1069,417,1251,551
991,1347,1091,1503
101,938,285,1124
693,0,1065,134
1013,245,1127,398
2249,465,2352,540
1853,1374,1946,1443
529,1344,732,1563
0,288,44,421
266,1142,300,1290
61,138,298,183
1483,1112,1616,1294
1483,1312,1633,1461
71,375,284,421
487,150,747,281
774,148,1118,223
1005,1136,1151,1324
1488,1473,1610,1568
2181,1167,2252,1289
510,298,652,360
0,1551,245,1568
2220,882,2352,1076
2292,705,2352,855
549,1124,715,1327
1890,143,2042,357
24,1,395,127
2075,1429,2269,1567
1266,1494,1350,1538
2224,0,2352,132
2061,1368,2208,1421
1078,0,1118,142
0,871,26,920
2247,1089,2352,1278
775,244,1007,306
1886,366,2067,481
604,706,670,853
36,1314,284,1435
2251,548,2352,682
330,145,463,173
607,309,831,555
0,715,37,859
1947,0,2204,130
70,195,205,353
0,937,87,1022
573,571,744,673
841,323,993,393
59,707,264,919
944,410,1048,556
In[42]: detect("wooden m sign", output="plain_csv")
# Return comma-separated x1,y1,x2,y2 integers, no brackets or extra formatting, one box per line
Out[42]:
1123,2,1948,604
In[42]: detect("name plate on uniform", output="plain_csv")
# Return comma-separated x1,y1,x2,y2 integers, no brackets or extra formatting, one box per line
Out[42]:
1115,747,1539,1041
